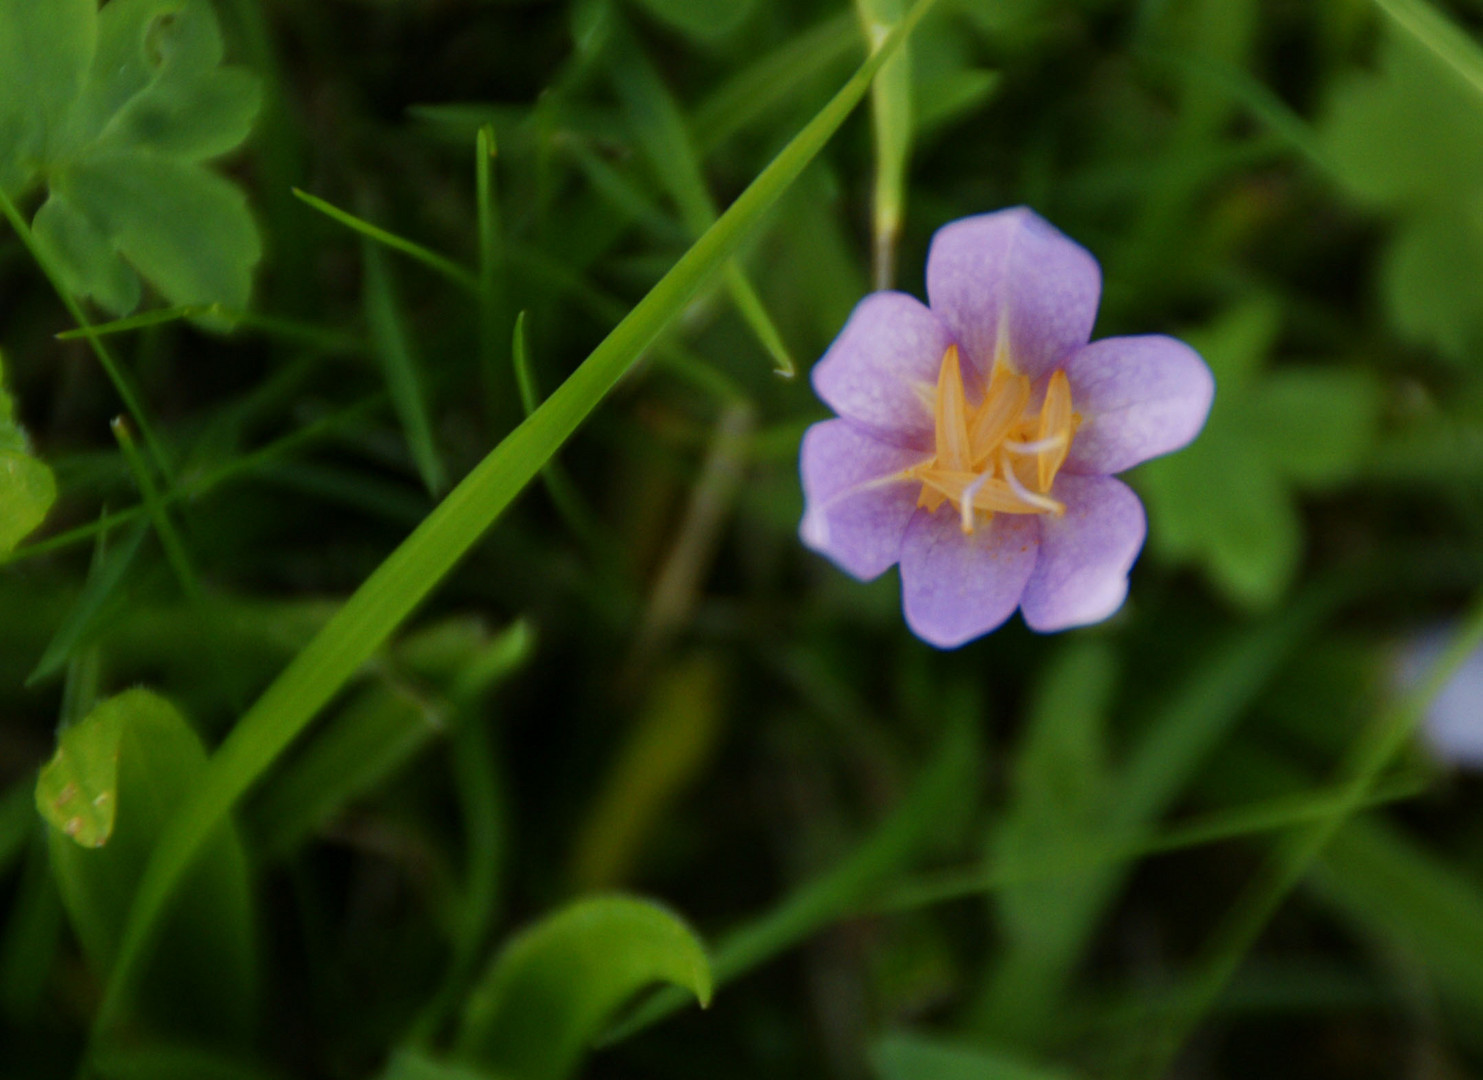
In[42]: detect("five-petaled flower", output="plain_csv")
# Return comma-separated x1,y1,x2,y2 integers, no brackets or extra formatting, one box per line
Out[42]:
799,208,1215,648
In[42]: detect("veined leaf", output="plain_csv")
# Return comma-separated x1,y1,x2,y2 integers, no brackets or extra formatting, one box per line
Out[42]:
3,0,263,317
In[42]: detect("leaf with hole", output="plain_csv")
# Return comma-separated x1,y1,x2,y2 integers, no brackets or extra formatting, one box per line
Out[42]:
36,688,255,1041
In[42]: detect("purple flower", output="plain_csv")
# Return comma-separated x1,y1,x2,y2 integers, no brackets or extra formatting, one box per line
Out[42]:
799,208,1214,648
1395,632,1483,770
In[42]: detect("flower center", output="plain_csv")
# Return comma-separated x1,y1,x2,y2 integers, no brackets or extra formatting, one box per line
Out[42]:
906,344,1079,534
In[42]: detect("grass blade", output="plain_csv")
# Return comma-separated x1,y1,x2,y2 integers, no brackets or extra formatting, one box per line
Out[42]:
293,188,479,294
363,241,448,496
90,0,943,1044
1124,592,1483,1077
609,19,796,376
1371,0,1483,98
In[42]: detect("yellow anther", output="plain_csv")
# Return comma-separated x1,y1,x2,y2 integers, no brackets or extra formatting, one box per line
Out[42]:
1036,370,1073,493
933,345,972,472
908,346,1078,532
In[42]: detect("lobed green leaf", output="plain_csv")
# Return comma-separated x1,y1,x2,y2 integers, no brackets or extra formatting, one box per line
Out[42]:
4,0,262,317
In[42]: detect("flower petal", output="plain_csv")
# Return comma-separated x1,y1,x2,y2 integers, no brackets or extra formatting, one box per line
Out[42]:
1400,632,1483,769
926,207,1101,383
899,507,1039,648
1020,474,1146,632
1062,335,1215,475
810,291,952,447
800,419,926,580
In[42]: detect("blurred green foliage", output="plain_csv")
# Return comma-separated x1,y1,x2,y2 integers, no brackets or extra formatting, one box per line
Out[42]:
3,0,1483,1079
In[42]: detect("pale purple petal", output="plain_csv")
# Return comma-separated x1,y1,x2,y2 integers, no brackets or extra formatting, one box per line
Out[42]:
1397,632,1483,769
899,508,1040,648
1020,475,1146,632
926,207,1101,383
800,420,926,580
1062,335,1215,475
810,292,951,447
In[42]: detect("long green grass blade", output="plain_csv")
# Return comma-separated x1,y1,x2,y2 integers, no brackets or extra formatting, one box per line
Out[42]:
871,773,1426,913
692,12,857,153
293,189,479,294
27,520,149,687
1371,0,1483,98
55,307,360,354
1125,592,1483,1078
609,20,796,376
89,0,942,1044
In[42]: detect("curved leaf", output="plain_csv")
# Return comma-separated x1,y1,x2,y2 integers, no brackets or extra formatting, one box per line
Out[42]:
458,895,711,1080
37,689,255,1041
0,352,56,556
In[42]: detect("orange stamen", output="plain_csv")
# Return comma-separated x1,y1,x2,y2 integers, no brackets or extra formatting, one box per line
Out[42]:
906,346,1077,532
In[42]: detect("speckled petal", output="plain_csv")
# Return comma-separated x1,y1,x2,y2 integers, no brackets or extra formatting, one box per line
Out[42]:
899,508,1039,648
810,291,952,447
1020,474,1146,632
926,207,1101,383
800,419,926,580
1062,335,1215,475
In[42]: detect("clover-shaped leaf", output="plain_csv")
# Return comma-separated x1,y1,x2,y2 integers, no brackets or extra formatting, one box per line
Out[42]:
1,0,262,317
1319,31,1483,361
1137,300,1381,608
0,352,57,556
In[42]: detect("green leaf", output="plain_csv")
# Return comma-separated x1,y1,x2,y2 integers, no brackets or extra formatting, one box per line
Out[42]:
871,1032,1078,1080
1143,426,1300,609
1317,30,1483,360
1381,206,1483,360
52,151,260,314
1253,368,1382,487
31,190,144,313
35,706,124,849
0,353,57,556
458,895,712,1080
37,689,254,1041
79,0,260,161
0,0,94,193
5,0,261,316
1136,300,1346,608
